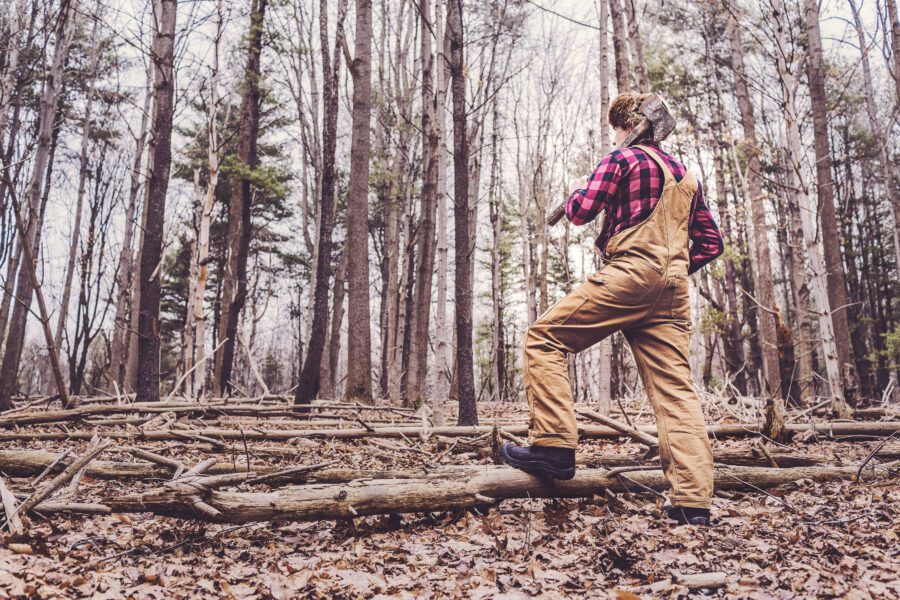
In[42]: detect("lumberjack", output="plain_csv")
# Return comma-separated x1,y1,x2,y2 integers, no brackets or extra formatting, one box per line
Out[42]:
500,92,725,526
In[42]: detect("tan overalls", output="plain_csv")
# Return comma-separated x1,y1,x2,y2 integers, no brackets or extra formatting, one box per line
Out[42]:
524,145,714,509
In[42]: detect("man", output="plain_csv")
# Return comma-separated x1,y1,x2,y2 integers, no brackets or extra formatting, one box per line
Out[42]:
500,92,725,526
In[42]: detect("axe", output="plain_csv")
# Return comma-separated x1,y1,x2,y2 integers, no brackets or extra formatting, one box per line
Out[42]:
547,93,676,226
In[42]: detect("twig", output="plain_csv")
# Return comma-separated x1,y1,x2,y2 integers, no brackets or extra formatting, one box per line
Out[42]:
856,432,898,482
31,448,73,487
166,339,227,401
755,439,780,468
16,440,112,518
128,447,184,471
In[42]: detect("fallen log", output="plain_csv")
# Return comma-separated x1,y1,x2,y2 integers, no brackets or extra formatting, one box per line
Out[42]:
43,462,896,523
0,402,418,428
0,421,897,443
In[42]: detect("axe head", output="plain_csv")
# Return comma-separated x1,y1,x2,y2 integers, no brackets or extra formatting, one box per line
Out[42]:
639,93,676,142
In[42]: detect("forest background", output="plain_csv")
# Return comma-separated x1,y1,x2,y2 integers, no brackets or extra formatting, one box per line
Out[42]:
0,0,898,430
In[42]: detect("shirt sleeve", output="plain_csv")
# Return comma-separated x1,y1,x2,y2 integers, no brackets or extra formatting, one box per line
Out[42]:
687,180,725,274
565,151,623,225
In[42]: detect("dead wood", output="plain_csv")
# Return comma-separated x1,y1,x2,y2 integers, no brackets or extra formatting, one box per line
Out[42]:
628,571,728,593
40,462,897,523
15,440,112,519
576,408,659,454
1,421,898,443
0,475,23,534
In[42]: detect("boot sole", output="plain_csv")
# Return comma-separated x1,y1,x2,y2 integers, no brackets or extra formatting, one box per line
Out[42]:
499,444,576,481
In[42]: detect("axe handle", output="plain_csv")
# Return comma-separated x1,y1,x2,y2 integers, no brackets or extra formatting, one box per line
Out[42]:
546,118,652,226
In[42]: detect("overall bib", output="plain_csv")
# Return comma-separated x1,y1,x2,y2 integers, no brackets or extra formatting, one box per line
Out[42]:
523,145,714,509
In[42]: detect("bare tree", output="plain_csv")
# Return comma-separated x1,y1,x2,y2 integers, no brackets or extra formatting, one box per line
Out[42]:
47,14,105,393
295,0,349,406
727,13,784,438
608,0,631,92
214,0,269,395
343,0,374,401
406,0,440,407
847,0,900,274
802,0,858,404
448,0,477,425
0,0,74,410
134,0,177,403
109,70,152,392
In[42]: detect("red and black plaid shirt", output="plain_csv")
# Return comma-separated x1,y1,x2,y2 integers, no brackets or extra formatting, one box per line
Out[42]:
566,144,724,274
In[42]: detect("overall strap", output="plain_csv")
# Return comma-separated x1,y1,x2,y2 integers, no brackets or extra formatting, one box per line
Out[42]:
633,144,675,184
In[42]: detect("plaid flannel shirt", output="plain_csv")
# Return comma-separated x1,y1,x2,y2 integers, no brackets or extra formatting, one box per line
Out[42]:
565,144,724,274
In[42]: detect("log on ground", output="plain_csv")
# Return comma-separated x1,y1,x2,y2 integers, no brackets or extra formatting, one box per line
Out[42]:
44,462,897,524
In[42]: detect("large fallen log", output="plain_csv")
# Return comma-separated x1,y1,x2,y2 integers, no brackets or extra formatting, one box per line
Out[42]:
0,421,898,443
39,462,897,523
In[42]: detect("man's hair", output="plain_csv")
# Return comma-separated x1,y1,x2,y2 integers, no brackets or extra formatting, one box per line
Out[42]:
608,92,652,131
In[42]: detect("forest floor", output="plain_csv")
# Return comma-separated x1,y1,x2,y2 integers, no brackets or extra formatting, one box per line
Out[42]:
0,399,897,599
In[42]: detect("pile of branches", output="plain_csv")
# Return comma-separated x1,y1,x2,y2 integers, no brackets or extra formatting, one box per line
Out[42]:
0,396,898,531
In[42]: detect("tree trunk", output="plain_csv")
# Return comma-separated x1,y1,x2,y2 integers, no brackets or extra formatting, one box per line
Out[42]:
182,0,223,398
802,0,857,403
214,0,268,396
488,80,505,404
596,0,613,412
771,0,845,413
343,0,374,402
624,0,649,91
888,0,900,105
320,250,346,400
727,15,784,439
406,0,439,408
109,74,152,392
0,0,73,410
433,0,450,424
447,0,476,426
608,0,631,93
295,0,349,406
134,0,177,404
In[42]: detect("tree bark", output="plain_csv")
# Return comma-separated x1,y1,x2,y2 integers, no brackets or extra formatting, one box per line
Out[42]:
109,73,152,392
727,15,784,439
134,0,177,403
447,0,477,426
214,0,268,395
0,0,73,410
624,0,649,91
295,0,349,406
802,0,857,402
69,463,894,523
433,0,450,424
771,0,846,414
608,0,631,93
343,0,374,402
406,0,439,407
888,0,900,105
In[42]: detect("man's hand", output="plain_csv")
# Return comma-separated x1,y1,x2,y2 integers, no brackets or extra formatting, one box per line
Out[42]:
568,175,588,195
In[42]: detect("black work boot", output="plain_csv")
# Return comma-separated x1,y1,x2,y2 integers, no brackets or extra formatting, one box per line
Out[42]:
499,442,576,480
665,506,711,526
